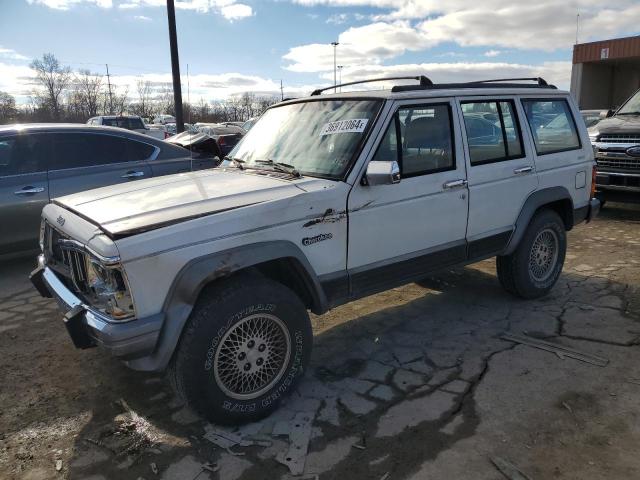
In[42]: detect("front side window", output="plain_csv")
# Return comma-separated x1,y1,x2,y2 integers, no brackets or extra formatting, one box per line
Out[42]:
461,100,524,165
230,99,382,179
372,104,455,177
521,99,581,155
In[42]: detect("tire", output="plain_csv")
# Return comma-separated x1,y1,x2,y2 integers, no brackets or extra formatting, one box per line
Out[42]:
169,273,312,424
496,209,566,299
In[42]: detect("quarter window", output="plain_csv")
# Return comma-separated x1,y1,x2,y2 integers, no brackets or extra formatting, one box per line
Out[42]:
461,100,524,165
372,104,455,177
521,99,581,155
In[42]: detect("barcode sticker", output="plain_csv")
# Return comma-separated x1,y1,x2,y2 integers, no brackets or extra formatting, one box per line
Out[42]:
319,118,369,136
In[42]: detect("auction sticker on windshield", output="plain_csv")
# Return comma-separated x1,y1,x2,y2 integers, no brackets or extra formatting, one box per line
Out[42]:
320,118,369,136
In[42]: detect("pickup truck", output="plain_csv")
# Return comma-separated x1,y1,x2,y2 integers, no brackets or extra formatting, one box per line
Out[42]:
87,115,168,140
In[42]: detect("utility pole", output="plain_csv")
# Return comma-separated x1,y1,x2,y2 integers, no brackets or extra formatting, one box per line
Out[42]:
337,65,343,92
166,0,184,133
105,64,113,114
280,79,284,101
331,41,339,93
575,12,580,44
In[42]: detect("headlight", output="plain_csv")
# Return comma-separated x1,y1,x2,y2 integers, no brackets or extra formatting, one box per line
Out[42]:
588,130,599,143
84,256,135,321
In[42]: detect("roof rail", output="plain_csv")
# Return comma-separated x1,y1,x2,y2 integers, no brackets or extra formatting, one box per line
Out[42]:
467,77,549,86
310,75,432,96
391,76,557,93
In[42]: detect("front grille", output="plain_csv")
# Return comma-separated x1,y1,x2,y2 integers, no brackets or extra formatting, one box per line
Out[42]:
43,222,89,293
595,156,640,170
599,134,640,143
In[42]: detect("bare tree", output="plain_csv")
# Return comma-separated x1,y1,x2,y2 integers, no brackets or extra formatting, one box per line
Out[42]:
112,85,129,116
74,70,103,118
156,84,174,116
0,91,18,124
30,53,72,120
129,79,155,119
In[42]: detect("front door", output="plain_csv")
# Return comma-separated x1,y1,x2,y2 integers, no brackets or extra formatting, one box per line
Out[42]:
0,134,50,253
457,97,538,258
347,99,469,297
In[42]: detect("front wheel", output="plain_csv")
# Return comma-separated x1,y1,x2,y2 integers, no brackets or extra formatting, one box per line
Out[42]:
497,209,566,299
169,273,312,424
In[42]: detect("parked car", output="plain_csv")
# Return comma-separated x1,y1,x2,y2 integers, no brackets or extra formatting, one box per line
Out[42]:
167,124,244,161
241,117,258,132
31,76,598,425
0,124,216,254
221,121,245,128
153,114,176,125
588,88,640,204
164,123,197,137
87,115,168,140
580,109,607,128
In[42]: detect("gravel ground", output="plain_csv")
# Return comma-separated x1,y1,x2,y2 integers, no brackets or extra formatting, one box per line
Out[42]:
0,202,639,480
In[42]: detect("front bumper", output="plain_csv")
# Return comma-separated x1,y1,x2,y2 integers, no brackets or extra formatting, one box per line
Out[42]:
30,255,163,360
596,171,640,193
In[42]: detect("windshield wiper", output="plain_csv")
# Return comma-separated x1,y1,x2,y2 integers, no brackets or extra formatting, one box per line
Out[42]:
224,156,245,170
254,159,301,178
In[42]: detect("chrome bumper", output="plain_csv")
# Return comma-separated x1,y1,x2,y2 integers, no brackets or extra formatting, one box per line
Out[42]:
31,254,164,360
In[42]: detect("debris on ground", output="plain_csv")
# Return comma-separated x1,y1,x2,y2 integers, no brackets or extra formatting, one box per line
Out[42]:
55,459,63,471
202,462,220,473
490,456,532,480
500,333,609,367
380,472,390,480
276,412,315,475
150,462,158,475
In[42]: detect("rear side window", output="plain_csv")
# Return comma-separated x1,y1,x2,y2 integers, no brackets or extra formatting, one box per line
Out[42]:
461,100,524,165
521,99,581,155
52,133,154,169
372,104,455,177
0,135,48,176
128,118,145,130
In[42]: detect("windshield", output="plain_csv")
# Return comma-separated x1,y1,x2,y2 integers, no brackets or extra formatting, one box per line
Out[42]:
229,99,382,179
618,89,640,114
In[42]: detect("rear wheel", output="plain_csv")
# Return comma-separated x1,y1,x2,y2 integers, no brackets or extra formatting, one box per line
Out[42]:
169,273,312,424
497,209,566,299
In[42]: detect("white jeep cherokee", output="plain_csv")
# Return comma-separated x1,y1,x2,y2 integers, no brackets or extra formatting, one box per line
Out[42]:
31,76,599,424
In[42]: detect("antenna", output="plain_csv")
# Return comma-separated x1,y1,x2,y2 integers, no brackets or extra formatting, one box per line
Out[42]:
187,63,193,172
280,79,284,101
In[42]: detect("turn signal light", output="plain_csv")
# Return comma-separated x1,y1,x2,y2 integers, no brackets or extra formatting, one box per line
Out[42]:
590,163,597,198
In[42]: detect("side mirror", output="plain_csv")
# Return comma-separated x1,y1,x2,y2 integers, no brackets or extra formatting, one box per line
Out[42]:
365,160,401,186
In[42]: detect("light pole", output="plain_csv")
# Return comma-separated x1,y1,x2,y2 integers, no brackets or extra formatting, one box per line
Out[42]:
337,65,343,92
331,41,339,93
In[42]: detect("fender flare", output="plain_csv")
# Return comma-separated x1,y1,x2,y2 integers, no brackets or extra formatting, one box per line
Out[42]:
126,241,327,371
503,186,574,255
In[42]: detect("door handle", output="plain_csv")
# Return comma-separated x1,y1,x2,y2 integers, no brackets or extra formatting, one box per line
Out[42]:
14,187,45,195
514,166,533,175
443,179,468,189
121,171,145,179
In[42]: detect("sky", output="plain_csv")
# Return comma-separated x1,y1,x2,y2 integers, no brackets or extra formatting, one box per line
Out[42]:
0,0,639,105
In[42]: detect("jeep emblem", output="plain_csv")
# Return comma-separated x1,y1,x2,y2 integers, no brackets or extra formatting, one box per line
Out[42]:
626,146,640,158
56,215,65,227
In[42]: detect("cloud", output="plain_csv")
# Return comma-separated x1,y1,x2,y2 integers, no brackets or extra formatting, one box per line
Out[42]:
133,14,151,20
484,50,501,57
286,0,640,62
327,13,349,24
28,0,254,19
26,0,112,9
220,3,253,20
0,47,29,61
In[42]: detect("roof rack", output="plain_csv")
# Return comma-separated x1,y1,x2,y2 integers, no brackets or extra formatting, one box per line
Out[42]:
391,76,556,92
310,75,433,96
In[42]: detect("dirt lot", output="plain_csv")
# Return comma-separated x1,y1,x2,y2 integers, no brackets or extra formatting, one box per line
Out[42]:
1,203,639,480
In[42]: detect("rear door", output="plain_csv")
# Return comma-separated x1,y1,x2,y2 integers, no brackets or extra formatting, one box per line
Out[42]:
0,134,49,253
457,96,538,257
48,132,153,198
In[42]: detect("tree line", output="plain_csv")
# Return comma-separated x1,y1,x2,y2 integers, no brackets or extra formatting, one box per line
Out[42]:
0,53,280,125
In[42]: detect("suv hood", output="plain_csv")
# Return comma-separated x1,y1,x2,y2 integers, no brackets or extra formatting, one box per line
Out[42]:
593,114,640,136
55,169,317,238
